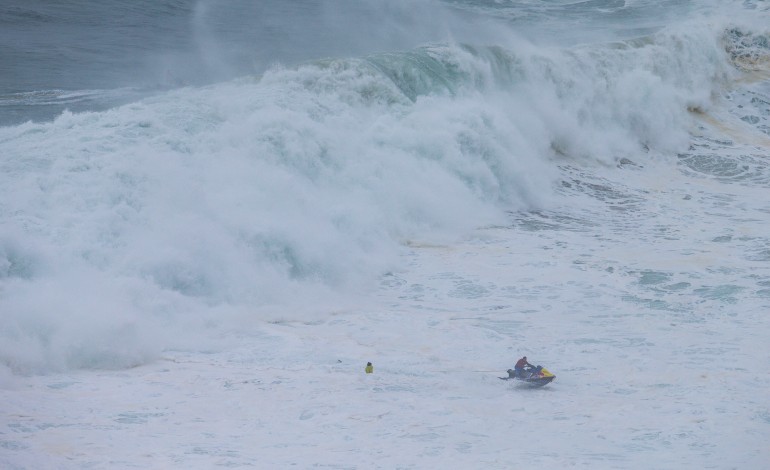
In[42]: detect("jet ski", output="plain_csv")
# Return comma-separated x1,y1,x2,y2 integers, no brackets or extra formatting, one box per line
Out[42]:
499,365,555,387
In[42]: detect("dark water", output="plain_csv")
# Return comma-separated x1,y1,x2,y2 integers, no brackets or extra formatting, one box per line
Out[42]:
2,0,701,127
0,0,469,126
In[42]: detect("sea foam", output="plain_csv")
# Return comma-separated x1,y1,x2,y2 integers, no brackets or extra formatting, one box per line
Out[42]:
1,11,766,373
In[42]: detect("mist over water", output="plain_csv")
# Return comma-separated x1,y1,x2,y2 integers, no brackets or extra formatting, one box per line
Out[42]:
0,0,711,126
2,1,770,468
1,0,483,126
1,0,769,377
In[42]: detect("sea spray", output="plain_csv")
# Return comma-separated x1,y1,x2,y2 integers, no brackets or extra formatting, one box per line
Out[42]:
1,8,765,374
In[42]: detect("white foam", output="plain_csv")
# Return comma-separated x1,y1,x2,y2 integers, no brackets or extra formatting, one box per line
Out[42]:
1,1,769,467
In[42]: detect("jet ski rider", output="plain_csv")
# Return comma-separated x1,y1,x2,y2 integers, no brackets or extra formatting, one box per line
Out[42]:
514,356,533,378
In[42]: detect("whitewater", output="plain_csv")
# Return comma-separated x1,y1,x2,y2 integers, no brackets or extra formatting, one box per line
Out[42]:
1,0,769,468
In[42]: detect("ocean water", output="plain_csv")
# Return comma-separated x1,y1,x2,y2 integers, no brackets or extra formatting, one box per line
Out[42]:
2,0,770,468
